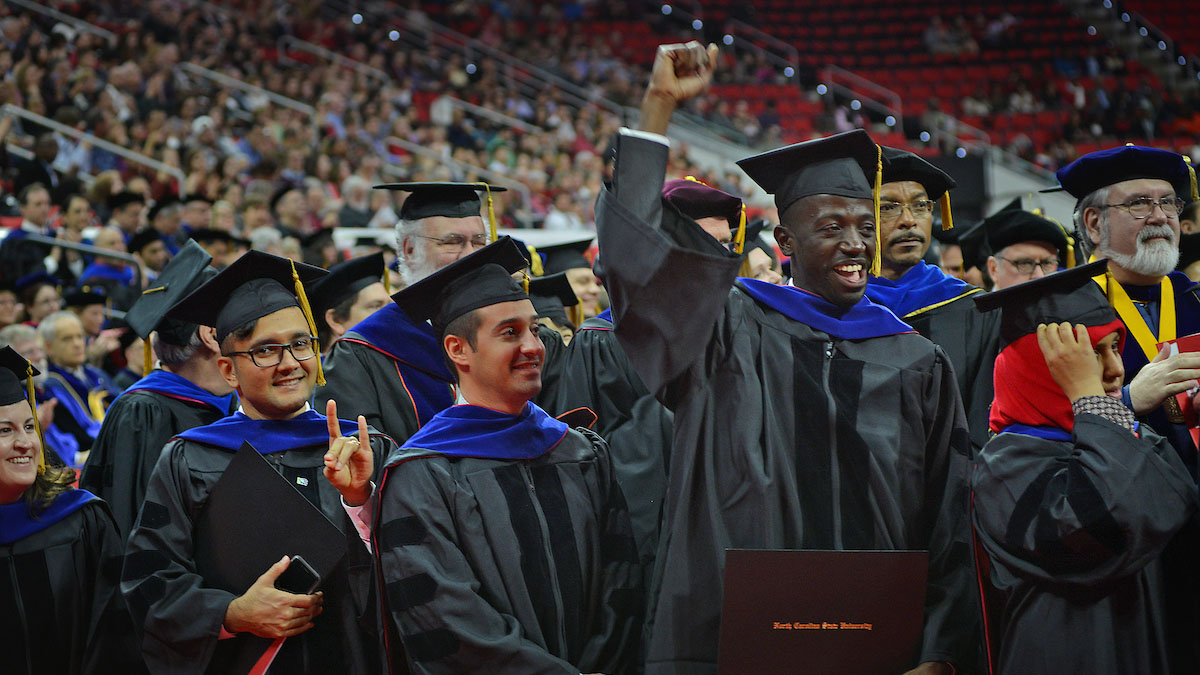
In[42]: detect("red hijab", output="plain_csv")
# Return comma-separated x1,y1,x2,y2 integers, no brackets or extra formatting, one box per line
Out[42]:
989,319,1126,433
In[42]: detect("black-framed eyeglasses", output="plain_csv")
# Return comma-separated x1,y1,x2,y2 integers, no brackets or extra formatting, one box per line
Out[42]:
997,256,1058,276
1102,196,1185,219
225,336,318,367
878,199,936,222
418,233,490,251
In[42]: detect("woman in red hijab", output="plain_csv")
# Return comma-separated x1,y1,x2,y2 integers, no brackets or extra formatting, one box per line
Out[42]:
971,260,1198,675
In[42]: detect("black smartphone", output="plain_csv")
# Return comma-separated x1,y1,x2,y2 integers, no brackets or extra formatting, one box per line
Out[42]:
275,555,320,594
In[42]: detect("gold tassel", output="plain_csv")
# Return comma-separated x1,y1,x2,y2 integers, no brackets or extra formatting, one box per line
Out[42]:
1185,155,1199,202
569,302,583,328
1065,233,1076,268
26,365,46,474
477,182,497,242
940,193,953,231
521,270,530,295
526,244,543,277
870,145,883,276
143,335,153,376
289,259,325,386
733,205,747,254
383,264,390,291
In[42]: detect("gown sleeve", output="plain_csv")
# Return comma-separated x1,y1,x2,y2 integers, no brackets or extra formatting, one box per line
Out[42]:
120,440,236,674
972,414,1199,586
595,131,743,395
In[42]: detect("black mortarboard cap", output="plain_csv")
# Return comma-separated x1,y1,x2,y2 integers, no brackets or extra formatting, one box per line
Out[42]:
64,285,107,308
166,250,327,344
374,182,508,221
269,186,301,214
190,227,235,245
126,241,216,344
147,196,180,222
881,147,956,200
300,228,334,251
736,129,880,214
392,236,529,336
128,227,164,254
107,190,145,211
528,272,578,325
184,195,214,206
1050,145,1198,202
0,279,15,296
0,345,37,407
310,252,385,317
539,237,594,275
974,259,1115,348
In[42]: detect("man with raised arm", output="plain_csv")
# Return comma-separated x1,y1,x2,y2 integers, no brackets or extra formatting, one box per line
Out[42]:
596,42,976,674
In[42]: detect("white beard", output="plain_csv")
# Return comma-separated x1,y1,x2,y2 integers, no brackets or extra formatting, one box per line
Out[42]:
399,246,440,287
1102,224,1179,279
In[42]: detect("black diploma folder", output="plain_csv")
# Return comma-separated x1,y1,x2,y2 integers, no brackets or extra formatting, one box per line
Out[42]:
718,549,929,675
192,441,348,673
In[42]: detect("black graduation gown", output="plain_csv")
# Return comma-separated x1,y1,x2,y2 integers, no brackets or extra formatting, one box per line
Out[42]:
79,384,236,539
971,416,1199,674
0,495,143,674
375,425,643,674
554,312,672,586
597,131,978,673
121,426,394,674
901,293,1000,453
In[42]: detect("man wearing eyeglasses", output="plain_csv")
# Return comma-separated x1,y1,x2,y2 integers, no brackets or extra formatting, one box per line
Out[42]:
866,147,1001,454
1058,146,1200,473
121,251,394,674
973,202,1069,291
316,183,567,449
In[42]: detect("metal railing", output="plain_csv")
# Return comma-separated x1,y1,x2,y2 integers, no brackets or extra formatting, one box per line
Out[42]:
277,36,390,83
380,135,533,209
441,97,541,134
177,63,316,116
4,0,117,45
2,105,186,197
819,65,903,124
17,234,143,299
724,19,800,77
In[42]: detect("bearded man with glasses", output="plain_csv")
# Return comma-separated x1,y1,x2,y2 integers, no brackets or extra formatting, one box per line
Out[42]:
316,183,568,448
1058,146,1200,475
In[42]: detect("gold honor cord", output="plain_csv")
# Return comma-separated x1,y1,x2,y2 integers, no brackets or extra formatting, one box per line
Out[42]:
870,144,883,276
26,365,46,474
1092,264,1176,362
289,259,325,386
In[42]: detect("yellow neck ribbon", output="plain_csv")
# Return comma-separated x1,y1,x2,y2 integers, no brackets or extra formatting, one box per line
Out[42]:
1091,258,1175,361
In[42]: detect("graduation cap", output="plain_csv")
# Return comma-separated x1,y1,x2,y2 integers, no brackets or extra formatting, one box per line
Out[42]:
183,195,214,206
128,227,164,254
0,345,46,473
662,177,748,252
508,236,543,277
309,252,385,319
539,237,594,275
189,227,236,246
881,146,957,230
106,190,145,211
166,250,329,383
961,198,1074,272
528,272,580,329
974,259,1115,348
0,279,15,296
126,241,216,371
374,182,507,242
147,196,180,223
63,285,107,308
392,236,529,338
14,271,60,295
1048,144,1199,202
736,129,884,273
